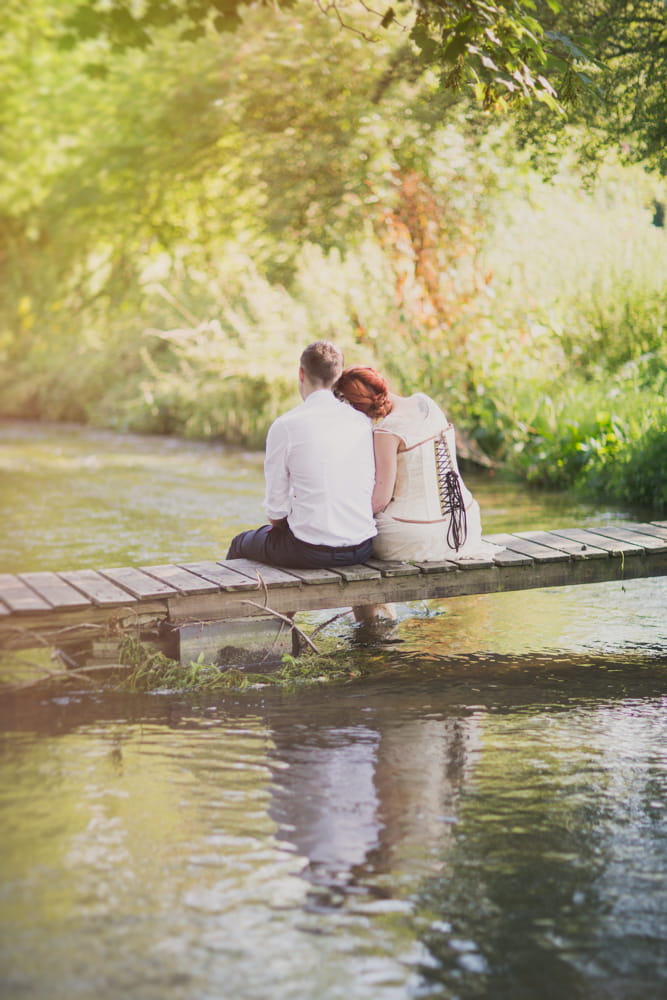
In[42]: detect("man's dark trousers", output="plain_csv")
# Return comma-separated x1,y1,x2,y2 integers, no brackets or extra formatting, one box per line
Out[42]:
226,523,373,569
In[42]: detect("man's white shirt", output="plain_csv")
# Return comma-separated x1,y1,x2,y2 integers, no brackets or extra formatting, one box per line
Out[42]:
263,389,376,547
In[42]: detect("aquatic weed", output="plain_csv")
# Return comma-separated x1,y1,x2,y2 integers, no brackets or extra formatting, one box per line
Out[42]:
118,637,230,692
65,637,385,694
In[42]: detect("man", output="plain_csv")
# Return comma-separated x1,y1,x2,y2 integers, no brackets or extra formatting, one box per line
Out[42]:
226,340,376,568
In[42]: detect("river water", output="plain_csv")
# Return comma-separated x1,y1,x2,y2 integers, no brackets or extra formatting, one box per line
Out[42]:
1,419,666,999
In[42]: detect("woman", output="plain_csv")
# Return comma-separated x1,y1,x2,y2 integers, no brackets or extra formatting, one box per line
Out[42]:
334,365,499,562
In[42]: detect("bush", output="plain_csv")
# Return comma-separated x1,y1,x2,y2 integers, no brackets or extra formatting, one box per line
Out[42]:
584,419,667,511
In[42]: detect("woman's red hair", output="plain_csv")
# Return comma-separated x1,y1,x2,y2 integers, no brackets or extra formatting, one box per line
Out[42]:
334,365,392,420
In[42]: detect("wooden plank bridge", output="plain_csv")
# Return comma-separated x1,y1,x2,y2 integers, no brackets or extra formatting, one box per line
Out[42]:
1,520,666,668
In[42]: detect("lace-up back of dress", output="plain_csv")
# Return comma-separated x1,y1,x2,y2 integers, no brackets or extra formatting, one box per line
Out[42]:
434,428,468,551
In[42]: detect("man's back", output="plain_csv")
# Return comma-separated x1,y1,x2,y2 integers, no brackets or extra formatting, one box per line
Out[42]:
264,389,375,547
226,340,376,569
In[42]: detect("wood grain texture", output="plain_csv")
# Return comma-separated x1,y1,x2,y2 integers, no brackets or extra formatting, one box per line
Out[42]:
17,572,91,610
101,566,177,599
59,570,138,607
140,564,221,595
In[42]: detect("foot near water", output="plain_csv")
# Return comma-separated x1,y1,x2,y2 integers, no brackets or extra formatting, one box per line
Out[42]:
352,603,397,623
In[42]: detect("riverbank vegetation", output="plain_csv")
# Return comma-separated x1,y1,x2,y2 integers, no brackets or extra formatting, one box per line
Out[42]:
1,1,666,507
0,637,376,695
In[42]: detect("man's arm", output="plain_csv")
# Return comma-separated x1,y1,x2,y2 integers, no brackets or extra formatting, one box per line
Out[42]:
263,420,291,524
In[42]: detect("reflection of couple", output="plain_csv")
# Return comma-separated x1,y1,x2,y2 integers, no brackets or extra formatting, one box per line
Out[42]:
227,340,495,569
266,709,480,886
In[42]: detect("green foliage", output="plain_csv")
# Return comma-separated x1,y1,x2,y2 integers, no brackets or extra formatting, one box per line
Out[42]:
117,636,271,691
27,0,667,175
112,637,367,692
56,0,600,117
277,650,367,685
513,1,667,176
603,424,667,510
463,149,667,506
486,355,667,508
410,0,571,111
1,0,666,512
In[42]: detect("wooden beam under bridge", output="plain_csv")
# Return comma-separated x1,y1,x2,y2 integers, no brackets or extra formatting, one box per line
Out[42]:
1,521,666,666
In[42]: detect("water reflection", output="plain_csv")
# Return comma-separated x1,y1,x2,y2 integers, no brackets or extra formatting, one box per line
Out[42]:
415,698,667,998
267,709,479,896
2,653,667,998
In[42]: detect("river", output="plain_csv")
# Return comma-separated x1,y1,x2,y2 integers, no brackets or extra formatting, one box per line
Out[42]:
1,419,666,999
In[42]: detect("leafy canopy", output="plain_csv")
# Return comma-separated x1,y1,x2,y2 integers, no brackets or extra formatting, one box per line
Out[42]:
59,0,585,109
58,0,667,173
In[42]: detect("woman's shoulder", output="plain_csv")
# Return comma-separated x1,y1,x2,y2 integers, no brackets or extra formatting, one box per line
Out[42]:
414,391,443,409
410,392,448,427
374,393,444,442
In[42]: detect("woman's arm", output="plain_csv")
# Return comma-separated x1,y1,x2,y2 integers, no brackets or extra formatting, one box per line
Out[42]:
372,431,400,514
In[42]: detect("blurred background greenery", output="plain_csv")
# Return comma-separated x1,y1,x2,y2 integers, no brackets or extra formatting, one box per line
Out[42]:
1,0,665,507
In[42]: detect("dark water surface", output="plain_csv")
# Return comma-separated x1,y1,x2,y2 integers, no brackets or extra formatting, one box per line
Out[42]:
1,420,667,999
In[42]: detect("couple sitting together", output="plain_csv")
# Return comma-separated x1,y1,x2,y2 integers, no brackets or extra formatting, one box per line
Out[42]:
227,340,496,571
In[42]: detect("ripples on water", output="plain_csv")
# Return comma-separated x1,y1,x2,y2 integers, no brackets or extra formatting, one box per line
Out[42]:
1,420,667,998
0,421,266,571
2,654,667,1000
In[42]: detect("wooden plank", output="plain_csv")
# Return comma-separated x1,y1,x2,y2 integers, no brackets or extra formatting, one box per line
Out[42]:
651,521,667,529
411,559,460,575
516,530,609,560
180,561,260,591
448,554,497,570
0,601,169,651
583,525,666,553
484,532,569,563
481,543,534,567
4,541,667,649
219,559,302,588
100,566,177,599
59,570,138,607
616,522,667,549
0,574,52,613
18,572,92,610
3,520,667,658
140,564,221,595
549,527,644,556
279,566,343,585
365,558,421,578
328,564,382,582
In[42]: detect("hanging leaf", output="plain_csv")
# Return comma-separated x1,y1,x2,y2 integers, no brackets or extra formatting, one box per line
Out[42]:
380,7,395,29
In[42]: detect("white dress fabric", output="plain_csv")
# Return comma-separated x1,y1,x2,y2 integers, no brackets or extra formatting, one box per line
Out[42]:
372,393,500,562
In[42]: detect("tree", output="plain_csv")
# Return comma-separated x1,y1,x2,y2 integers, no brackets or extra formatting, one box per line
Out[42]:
59,0,667,173
58,0,580,109
587,0,667,172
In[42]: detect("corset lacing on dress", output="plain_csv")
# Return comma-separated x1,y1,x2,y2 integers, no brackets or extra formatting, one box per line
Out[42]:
434,428,468,551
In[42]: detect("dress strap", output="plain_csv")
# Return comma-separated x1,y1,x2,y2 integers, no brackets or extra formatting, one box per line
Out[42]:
395,424,454,453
